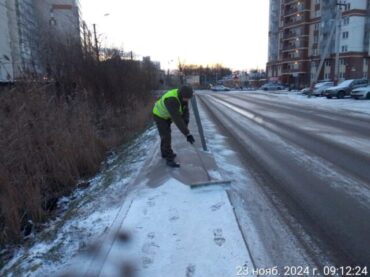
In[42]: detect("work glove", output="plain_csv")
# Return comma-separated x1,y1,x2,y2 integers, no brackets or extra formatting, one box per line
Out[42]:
187,134,195,144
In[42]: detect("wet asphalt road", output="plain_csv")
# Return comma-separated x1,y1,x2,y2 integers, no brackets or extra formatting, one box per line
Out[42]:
198,91,370,268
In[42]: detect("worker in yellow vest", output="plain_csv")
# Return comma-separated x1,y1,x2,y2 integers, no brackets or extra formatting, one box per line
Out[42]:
153,86,195,167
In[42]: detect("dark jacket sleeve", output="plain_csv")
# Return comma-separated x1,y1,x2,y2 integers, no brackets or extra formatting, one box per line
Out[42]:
164,98,190,136
182,103,190,126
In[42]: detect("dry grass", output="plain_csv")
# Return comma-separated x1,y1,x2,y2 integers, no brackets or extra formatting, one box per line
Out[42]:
0,78,155,246
0,25,160,245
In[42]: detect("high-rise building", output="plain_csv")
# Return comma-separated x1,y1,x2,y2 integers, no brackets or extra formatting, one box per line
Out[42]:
0,0,80,82
267,0,370,88
34,0,80,39
0,0,13,81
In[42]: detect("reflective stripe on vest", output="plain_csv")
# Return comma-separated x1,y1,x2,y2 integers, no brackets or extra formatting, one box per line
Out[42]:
153,89,183,119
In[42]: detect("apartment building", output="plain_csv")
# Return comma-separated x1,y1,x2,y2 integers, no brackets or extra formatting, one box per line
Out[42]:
0,0,13,81
34,0,80,38
267,0,370,88
0,0,80,82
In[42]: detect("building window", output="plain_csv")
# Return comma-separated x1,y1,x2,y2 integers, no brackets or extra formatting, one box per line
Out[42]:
325,60,330,66
340,59,345,65
315,0,320,4
342,31,349,39
315,10,321,17
343,17,349,25
297,1,304,11
314,23,320,30
344,3,351,11
341,45,348,52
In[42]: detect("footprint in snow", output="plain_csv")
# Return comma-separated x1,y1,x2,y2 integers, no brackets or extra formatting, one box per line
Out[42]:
141,240,159,269
186,264,196,277
141,242,160,255
213,228,226,247
147,199,155,207
142,256,153,268
149,195,160,201
169,208,179,221
147,232,155,240
210,202,225,211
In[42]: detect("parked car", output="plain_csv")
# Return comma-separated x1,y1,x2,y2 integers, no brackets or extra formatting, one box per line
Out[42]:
351,85,370,99
323,79,368,99
312,81,334,96
300,87,311,95
260,83,286,91
211,85,230,92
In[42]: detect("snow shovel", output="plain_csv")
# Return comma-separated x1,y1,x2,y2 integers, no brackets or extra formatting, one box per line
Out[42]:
189,144,232,188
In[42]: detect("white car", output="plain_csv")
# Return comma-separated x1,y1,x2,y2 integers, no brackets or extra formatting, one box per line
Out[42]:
211,85,230,92
260,83,286,91
351,85,370,99
300,87,311,95
312,81,334,96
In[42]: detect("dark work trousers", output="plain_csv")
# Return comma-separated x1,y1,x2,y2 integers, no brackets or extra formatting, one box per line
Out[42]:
153,115,176,160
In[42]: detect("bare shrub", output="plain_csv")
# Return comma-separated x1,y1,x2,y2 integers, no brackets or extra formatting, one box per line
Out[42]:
0,27,158,245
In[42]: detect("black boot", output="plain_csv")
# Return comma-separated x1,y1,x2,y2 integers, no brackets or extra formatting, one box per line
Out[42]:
166,159,180,167
162,153,177,159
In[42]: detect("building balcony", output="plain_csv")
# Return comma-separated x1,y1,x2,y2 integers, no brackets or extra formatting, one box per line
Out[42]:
282,31,309,40
283,32,299,39
283,18,307,27
282,52,308,60
281,43,308,52
282,67,308,75
284,0,299,5
283,6,307,17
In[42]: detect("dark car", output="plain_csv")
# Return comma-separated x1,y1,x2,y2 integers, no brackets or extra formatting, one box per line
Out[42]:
323,79,368,99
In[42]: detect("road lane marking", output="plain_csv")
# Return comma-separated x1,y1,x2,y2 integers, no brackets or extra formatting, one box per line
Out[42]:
209,96,265,125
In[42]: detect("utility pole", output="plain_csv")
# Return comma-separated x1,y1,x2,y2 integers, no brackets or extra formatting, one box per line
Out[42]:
334,1,346,85
93,24,99,61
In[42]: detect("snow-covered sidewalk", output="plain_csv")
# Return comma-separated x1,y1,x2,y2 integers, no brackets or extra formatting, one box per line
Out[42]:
97,178,252,276
65,111,254,276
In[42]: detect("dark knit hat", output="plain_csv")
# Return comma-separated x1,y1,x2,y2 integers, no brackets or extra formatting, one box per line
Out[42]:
179,86,194,98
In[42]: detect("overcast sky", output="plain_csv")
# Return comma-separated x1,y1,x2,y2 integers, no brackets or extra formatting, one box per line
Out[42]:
79,0,269,71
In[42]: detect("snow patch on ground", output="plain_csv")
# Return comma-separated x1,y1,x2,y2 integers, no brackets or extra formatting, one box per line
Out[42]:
0,127,157,277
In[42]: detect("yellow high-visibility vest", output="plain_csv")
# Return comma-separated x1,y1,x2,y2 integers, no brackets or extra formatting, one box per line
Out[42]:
153,89,183,119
